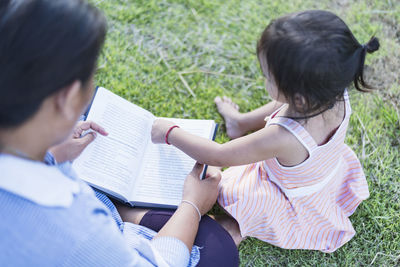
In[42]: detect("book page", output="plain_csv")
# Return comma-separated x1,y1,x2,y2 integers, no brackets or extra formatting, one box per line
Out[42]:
132,118,216,206
73,87,154,199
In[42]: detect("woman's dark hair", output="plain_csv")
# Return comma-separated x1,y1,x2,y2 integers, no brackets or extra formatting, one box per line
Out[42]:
257,10,380,118
0,0,107,128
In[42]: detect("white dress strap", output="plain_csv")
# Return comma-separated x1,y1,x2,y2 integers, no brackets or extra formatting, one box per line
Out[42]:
265,90,350,153
343,89,352,119
267,116,318,153
264,104,286,122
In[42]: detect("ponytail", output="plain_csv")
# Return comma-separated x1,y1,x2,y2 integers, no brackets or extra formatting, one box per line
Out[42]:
354,36,380,91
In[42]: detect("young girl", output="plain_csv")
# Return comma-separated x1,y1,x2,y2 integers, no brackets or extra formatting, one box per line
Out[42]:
152,10,379,252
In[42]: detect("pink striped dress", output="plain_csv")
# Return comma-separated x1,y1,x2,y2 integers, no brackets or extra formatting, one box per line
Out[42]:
217,93,369,252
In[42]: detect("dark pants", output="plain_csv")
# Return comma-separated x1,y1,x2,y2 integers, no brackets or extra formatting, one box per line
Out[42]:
140,209,239,267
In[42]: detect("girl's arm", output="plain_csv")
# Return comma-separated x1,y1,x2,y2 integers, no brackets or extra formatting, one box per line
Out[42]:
236,100,284,132
151,119,288,167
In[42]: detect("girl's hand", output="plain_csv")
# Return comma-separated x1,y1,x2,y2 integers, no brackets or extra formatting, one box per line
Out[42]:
49,121,108,163
182,163,222,215
151,119,176,144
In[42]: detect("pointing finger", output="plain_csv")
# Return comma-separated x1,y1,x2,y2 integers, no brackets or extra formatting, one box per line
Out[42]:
79,121,108,136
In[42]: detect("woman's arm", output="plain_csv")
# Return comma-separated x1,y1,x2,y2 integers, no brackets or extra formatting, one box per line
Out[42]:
153,164,221,250
152,119,287,167
115,165,222,265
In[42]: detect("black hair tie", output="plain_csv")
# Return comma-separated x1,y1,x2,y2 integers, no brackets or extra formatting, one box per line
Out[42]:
363,37,380,54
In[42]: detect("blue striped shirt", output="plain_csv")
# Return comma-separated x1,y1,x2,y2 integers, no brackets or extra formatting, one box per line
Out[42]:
0,153,200,266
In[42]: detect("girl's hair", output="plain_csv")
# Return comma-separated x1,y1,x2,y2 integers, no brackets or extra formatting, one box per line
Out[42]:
0,0,107,128
257,10,380,118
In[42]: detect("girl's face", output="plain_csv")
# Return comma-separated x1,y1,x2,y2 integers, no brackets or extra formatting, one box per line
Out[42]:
262,64,286,103
265,75,279,101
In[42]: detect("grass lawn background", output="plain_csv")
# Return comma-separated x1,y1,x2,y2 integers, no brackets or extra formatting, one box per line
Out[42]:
90,0,400,265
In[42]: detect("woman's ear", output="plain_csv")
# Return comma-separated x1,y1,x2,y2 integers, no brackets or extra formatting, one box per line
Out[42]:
293,93,306,111
54,80,82,121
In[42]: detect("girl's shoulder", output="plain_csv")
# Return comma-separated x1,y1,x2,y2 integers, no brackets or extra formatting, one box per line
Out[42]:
265,100,347,167
263,122,310,167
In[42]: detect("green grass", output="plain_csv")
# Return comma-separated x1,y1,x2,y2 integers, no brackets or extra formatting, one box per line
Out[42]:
90,0,400,265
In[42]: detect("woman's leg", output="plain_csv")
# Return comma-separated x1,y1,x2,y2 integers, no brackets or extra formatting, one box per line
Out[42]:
211,213,244,247
114,202,149,225
214,96,283,139
140,209,239,267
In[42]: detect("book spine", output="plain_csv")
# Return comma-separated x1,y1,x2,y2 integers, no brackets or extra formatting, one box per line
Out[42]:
82,86,100,120
201,123,219,179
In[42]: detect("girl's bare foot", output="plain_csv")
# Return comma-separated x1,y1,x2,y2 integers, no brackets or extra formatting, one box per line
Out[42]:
214,96,246,139
212,214,244,247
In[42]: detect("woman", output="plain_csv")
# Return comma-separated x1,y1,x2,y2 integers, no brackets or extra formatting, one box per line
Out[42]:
0,0,238,266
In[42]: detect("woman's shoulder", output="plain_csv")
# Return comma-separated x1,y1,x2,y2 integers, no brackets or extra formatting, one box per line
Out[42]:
0,182,110,230
0,187,134,266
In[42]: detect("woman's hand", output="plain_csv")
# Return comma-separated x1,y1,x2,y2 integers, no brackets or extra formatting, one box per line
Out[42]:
155,163,221,250
49,121,108,163
151,119,176,144
182,163,222,215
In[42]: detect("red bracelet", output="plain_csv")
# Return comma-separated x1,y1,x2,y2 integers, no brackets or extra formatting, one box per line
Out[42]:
165,125,180,145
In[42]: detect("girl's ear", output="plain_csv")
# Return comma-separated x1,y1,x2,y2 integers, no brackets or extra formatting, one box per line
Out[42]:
293,93,306,111
54,80,82,121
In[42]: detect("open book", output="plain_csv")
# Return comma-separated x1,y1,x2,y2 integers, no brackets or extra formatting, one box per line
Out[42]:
73,87,218,209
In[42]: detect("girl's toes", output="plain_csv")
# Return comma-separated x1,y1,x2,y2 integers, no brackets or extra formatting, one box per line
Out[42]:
223,96,231,103
214,96,222,104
